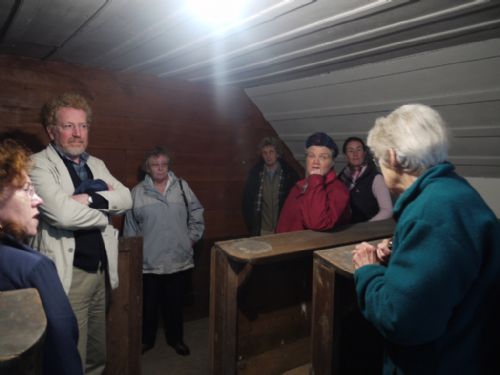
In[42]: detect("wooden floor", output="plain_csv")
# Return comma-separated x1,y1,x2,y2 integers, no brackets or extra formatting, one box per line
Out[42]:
141,318,209,375
282,364,311,374
141,317,311,375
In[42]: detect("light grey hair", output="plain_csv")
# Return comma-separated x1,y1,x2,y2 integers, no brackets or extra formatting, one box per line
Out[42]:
367,104,449,175
142,146,171,173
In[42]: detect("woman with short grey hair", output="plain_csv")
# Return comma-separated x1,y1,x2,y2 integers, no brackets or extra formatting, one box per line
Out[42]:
352,104,500,374
124,146,205,356
367,104,449,175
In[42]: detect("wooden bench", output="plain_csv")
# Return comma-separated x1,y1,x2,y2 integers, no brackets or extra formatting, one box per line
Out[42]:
208,220,394,374
312,240,389,375
0,288,46,375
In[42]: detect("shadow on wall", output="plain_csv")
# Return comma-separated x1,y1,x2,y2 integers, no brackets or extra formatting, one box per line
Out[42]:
0,130,46,153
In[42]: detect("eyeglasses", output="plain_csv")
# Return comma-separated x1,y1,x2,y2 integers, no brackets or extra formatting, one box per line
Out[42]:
22,182,37,199
55,123,90,132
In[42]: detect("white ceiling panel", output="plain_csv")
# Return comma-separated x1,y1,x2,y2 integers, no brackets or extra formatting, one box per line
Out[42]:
1,0,499,87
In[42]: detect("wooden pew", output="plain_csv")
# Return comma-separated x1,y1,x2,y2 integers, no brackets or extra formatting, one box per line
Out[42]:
208,220,394,374
0,288,46,375
312,240,388,375
106,236,143,375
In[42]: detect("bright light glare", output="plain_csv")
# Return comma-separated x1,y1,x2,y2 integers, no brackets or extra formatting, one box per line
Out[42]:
187,0,248,27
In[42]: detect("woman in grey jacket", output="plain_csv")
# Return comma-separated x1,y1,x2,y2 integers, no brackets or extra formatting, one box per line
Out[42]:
124,146,204,356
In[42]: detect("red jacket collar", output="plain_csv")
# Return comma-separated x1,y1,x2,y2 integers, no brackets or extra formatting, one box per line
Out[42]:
297,168,337,189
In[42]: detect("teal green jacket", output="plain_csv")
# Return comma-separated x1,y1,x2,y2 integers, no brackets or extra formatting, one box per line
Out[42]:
354,163,500,374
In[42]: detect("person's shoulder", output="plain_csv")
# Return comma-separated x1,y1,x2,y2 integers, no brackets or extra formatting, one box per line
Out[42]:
279,159,295,171
87,154,106,165
176,177,191,190
0,242,47,270
280,160,300,179
423,170,471,199
249,161,265,174
325,169,340,182
367,169,380,181
131,180,148,193
30,145,53,163
330,172,349,192
427,173,492,215
372,173,385,184
168,171,182,185
281,181,301,201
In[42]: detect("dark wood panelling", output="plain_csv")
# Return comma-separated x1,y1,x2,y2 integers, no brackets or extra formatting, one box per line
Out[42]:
0,55,304,323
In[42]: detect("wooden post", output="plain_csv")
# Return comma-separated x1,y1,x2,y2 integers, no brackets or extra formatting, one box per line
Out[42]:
209,246,242,374
312,241,387,374
106,236,143,375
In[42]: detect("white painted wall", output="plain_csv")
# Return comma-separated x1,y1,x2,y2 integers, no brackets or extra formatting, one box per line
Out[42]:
467,177,500,218
246,38,500,217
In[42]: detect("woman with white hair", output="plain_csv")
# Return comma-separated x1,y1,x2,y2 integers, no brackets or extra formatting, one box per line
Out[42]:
352,104,500,374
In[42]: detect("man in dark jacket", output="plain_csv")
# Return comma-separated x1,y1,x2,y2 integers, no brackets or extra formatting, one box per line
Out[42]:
242,137,300,236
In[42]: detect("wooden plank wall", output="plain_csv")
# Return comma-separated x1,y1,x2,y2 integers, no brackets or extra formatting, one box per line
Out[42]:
0,55,304,317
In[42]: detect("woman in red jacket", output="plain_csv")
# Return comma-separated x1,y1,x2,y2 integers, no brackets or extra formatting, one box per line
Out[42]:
276,132,350,233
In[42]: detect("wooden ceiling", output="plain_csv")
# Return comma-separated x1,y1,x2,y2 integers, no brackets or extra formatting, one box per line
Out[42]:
1,0,500,88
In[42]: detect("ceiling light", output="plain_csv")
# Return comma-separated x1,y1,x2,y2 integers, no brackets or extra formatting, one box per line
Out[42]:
186,0,249,27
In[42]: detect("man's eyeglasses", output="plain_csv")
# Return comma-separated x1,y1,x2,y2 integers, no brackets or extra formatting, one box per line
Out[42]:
56,123,90,132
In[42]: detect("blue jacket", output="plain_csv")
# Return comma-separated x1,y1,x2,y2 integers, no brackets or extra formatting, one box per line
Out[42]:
354,163,500,374
0,236,83,375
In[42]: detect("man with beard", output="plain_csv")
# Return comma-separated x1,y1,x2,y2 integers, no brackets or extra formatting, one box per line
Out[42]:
29,92,132,374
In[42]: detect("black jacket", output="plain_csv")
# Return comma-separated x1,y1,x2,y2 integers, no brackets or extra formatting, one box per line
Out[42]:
339,161,380,224
242,159,299,236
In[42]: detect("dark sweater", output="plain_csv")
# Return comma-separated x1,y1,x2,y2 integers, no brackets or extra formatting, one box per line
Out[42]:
59,155,108,272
